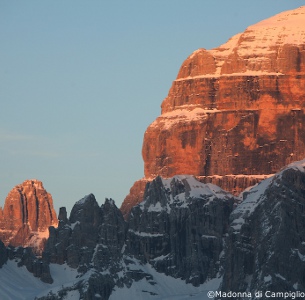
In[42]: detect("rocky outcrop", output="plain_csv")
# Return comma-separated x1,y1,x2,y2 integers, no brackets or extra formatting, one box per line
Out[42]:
0,179,58,254
0,240,52,283
221,160,305,297
122,6,305,216
120,179,149,219
8,246,53,283
0,240,7,268
43,195,127,299
196,174,272,196
126,175,235,286
44,194,103,269
93,198,127,274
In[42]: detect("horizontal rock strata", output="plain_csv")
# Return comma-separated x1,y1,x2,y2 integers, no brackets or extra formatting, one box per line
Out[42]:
122,6,305,216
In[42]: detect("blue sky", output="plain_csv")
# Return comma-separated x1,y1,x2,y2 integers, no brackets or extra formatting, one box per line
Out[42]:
1,1,304,214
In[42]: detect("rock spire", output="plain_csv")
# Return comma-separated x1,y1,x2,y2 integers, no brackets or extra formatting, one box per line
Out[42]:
0,179,58,254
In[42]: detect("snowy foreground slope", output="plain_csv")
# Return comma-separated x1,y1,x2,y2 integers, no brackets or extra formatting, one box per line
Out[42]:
0,261,78,300
0,260,220,300
1,160,305,299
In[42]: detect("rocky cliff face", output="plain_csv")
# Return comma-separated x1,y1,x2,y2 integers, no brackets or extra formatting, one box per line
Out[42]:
221,160,305,297
37,176,235,299
120,179,149,219
43,195,127,299
122,5,305,216
126,175,235,286
0,179,58,254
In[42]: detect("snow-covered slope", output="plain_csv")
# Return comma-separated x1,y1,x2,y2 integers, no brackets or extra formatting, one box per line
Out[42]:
0,260,220,300
231,159,305,232
138,175,232,212
0,261,78,300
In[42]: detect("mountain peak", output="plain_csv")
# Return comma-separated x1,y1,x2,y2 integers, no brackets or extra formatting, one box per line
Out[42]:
245,5,305,45
0,179,58,254
75,193,96,206
176,6,305,82
123,5,305,217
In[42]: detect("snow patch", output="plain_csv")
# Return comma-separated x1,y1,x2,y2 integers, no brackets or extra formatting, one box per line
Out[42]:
70,221,80,230
147,202,163,212
201,235,217,240
162,175,231,201
175,71,284,81
287,158,305,173
75,194,92,206
63,290,81,299
0,260,50,300
149,107,214,130
128,229,164,238
264,275,272,283
230,176,274,232
142,175,233,215
231,159,305,233
275,273,286,281
297,250,305,262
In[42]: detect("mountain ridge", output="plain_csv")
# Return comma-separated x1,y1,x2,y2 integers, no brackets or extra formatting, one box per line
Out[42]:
1,159,305,299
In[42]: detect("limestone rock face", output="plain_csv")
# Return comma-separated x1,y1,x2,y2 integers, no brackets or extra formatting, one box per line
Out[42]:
44,195,127,273
221,160,305,295
120,179,149,219
0,179,58,254
144,6,305,179
44,194,103,269
43,195,127,299
126,175,235,286
122,6,305,216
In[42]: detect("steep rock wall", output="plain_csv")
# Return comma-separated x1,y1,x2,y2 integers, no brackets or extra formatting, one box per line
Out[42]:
122,6,305,216
0,180,58,254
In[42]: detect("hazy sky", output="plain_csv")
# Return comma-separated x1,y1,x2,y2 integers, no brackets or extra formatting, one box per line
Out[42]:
1,1,304,214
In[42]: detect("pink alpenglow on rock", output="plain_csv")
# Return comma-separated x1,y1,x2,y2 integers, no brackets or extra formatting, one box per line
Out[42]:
0,179,58,254
122,6,305,217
